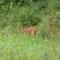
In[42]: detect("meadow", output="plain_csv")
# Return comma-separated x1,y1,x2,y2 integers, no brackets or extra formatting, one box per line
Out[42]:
0,31,60,60
0,0,60,60
0,12,60,60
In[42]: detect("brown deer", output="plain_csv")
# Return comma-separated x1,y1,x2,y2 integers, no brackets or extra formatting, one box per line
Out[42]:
21,26,38,36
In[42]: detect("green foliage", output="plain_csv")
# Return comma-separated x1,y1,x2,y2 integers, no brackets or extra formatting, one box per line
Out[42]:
0,0,60,60
54,0,60,11
0,0,48,12
0,0,60,35
0,30,59,60
56,17,60,29
20,15,41,27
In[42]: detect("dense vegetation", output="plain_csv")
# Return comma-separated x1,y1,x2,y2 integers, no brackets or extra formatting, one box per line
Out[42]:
0,0,60,60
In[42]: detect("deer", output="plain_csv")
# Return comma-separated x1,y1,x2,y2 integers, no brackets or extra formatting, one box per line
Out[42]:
20,26,39,36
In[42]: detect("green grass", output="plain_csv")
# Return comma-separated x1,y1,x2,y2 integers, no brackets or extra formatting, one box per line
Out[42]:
0,10,60,60
0,31,60,60
0,4,60,60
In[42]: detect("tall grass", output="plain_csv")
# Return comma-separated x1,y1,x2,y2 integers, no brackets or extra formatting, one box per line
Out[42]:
0,0,60,60
0,31,60,60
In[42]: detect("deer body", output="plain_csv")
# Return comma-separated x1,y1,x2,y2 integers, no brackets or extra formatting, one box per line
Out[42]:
21,26,38,36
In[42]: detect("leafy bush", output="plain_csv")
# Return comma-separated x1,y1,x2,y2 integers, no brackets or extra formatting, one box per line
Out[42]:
20,15,42,27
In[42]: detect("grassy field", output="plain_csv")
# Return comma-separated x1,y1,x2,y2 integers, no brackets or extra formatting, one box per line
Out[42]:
0,13,60,60
0,11,60,60
0,28,60,60
0,2,60,60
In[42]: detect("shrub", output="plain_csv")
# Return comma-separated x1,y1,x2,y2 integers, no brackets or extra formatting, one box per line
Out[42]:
20,15,42,28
